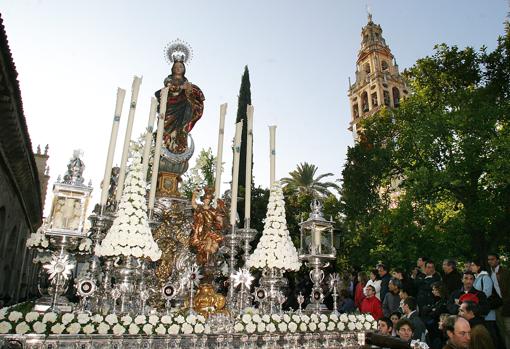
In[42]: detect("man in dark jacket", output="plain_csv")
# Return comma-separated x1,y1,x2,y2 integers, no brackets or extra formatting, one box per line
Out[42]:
447,271,489,317
458,300,495,349
402,296,427,341
487,252,510,349
416,260,442,318
383,278,402,317
378,263,392,302
442,259,462,298
442,316,471,349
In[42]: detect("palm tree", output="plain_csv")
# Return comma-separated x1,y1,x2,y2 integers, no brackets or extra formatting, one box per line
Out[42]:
281,162,339,198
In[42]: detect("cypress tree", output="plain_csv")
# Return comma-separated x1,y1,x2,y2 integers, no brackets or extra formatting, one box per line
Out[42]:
235,66,252,222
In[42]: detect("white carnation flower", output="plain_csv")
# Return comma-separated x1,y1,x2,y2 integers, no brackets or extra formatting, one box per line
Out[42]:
181,323,193,334
161,315,172,324
320,314,328,323
347,322,356,331
121,315,133,325
271,314,281,322
288,322,297,333
66,322,81,334
246,323,256,333
186,314,197,325
340,314,348,323
105,314,118,325
155,324,166,335
318,322,326,332
61,313,75,325
348,314,356,322
8,311,23,322
252,314,261,324
308,322,317,331
242,314,252,324
77,313,90,324
299,322,308,332
329,314,339,322
267,323,276,333
261,314,270,323
83,324,95,335
234,322,244,333
92,314,104,324
113,323,126,335
142,324,153,335
327,321,336,331
301,314,310,324
194,323,205,334
283,314,291,323
356,322,363,330
257,322,266,333
25,312,40,323
292,314,300,323
175,315,185,324
97,322,110,335
310,314,319,323
15,322,30,334
364,322,372,330
168,324,179,335
32,320,46,334
148,315,159,325
51,323,65,334
277,322,287,332
338,322,345,331
134,315,146,325
372,321,378,330
356,314,365,322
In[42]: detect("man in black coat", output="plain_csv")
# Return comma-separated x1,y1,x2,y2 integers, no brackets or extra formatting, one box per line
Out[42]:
442,259,462,298
447,271,489,317
416,260,442,318
378,263,392,303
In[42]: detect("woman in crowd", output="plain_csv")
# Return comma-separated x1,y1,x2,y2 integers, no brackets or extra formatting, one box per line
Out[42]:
364,269,382,300
355,271,368,309
390,311,401,336
422,282,448,349
470,259,502,348
393,267,416,297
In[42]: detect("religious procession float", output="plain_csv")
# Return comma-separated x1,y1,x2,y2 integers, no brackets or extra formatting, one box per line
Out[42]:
0,41,378,349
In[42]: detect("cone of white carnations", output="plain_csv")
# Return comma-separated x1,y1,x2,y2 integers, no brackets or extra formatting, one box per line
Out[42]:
246,182,301,271
96,151,161,261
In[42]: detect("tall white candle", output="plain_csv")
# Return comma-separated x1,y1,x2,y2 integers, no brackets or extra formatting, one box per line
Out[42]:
148,87,169,210
244,105,254,222
100,88,126,207
116,76,142,202
269,125,277,186
230,121,244,228
214,103,227,202
141,97,158,179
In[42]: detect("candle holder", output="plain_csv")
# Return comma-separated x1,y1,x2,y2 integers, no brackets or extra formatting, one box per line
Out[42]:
237,218,258,265
297,292,305,314
222,231,240,309
328,273,341,315
259,267,286,314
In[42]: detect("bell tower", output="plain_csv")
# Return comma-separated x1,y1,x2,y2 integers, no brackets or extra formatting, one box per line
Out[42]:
348,14,409,138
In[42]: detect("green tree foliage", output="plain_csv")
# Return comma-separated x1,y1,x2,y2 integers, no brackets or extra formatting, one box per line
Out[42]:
282,162,339,199
341,26,510,268
235,66,252,223
180,148,217,199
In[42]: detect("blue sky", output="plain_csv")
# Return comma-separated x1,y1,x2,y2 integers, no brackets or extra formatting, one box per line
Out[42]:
2,0,508,215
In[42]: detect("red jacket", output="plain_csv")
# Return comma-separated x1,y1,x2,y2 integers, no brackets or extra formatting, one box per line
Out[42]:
355,282,366,309
360,295,383,320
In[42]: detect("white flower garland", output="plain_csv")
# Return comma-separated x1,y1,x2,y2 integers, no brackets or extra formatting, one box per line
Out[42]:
0,307,376,336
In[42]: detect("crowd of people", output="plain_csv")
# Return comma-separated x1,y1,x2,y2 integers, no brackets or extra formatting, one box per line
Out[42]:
342,253,510,349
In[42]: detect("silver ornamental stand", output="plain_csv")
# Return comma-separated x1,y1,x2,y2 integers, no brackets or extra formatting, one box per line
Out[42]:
298,200,336,313
223,227,240,310
37,150,93,313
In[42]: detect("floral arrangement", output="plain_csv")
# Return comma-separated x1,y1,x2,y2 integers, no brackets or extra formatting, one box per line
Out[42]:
95,151,161,261
0,304,376,336
232,310,376,334
246,182,301,271
26,221,49,251
0,306,208,336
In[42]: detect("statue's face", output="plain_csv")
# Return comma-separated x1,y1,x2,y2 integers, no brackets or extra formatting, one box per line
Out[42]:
172,62,185,76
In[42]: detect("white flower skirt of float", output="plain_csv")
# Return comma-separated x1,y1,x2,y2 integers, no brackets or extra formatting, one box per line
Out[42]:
0,305,376,348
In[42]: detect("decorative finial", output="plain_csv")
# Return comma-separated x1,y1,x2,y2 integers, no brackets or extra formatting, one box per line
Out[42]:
44,144,49,155
164,39,193,65
36,145,41,154
366,3,373,23
63,150,85,185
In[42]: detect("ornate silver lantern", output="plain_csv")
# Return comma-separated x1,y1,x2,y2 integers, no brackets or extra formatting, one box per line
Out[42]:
37,150,93,312
298,200,336,313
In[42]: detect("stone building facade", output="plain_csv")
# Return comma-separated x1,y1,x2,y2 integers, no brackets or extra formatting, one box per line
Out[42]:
348,14,409,139
0,15,43,305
